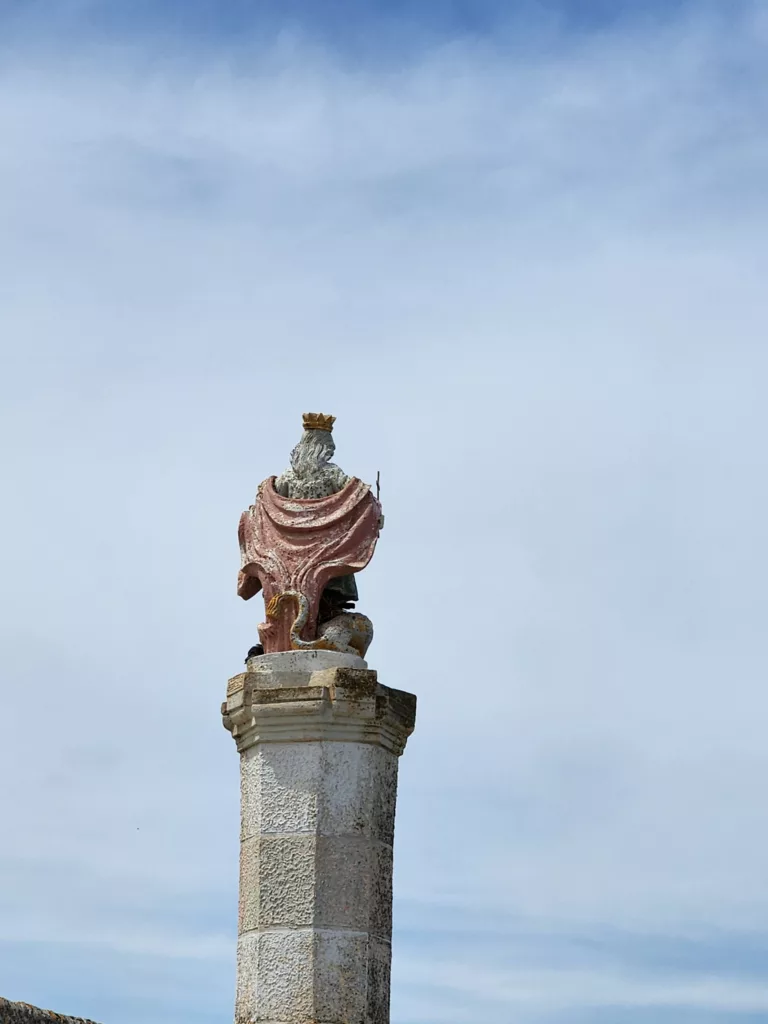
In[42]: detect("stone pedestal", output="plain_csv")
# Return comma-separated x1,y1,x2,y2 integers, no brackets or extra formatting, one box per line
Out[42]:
222,650,417,1024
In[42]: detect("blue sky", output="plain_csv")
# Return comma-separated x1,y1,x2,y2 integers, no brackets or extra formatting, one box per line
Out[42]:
0,0,700,42
1,2,768,1023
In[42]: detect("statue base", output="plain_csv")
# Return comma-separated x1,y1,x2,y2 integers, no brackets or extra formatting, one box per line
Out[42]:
245,648,367,674
222,651,416,1024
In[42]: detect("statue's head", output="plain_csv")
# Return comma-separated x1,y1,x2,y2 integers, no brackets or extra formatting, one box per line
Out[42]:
290,412,336,476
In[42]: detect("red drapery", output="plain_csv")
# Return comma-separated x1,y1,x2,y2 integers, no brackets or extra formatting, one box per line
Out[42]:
238,476,382,652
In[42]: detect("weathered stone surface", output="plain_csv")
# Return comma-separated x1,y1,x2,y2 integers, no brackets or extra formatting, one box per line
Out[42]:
313,931,368,1022
246,649,367,677
367,940,393,1024
258,834,318,927
0,999,101,1024
248,930,315,1023
237,417,383,654
223,652,416,1024
237,835,260,934
223,658,416,757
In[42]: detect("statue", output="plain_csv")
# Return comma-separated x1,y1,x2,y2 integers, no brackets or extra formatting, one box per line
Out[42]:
237,413,383,657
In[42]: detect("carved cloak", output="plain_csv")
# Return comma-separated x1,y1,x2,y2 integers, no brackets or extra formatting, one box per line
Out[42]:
237,476,382,653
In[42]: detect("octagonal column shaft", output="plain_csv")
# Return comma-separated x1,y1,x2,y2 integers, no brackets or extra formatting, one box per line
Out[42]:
222,651,416,1024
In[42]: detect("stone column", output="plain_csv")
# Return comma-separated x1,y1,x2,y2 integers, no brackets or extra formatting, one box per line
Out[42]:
222,650,416,1024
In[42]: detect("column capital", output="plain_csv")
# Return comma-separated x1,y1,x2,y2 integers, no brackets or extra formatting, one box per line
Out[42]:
222,659,416,757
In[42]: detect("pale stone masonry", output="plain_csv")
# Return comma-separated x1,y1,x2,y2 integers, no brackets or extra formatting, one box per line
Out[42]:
222,650,416,1024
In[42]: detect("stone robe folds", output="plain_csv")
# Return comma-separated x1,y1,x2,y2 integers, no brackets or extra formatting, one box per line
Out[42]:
238,476,382,653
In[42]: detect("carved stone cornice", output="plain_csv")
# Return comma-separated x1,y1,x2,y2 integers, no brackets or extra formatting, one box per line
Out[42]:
222,665,416,756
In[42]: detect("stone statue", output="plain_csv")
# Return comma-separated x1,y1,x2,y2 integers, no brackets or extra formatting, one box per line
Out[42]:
273,413,361,616
274,416,349,499
237,413,382,656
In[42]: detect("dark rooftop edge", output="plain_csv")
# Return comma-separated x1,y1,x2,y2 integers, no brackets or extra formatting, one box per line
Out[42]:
0,998,101,1024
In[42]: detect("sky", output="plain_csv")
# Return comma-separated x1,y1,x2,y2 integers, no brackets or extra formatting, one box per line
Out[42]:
1,1,768,1022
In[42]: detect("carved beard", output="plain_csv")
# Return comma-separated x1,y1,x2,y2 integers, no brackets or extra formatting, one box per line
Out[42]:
290,434,335,479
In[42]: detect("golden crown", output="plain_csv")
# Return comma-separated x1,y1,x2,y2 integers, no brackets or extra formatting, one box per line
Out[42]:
302,412,336,433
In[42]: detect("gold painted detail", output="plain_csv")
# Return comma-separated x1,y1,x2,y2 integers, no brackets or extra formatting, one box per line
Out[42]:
302,411,336,433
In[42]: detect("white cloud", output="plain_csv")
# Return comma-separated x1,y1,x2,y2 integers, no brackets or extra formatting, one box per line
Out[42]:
398,960,768,1014
0,921,231,962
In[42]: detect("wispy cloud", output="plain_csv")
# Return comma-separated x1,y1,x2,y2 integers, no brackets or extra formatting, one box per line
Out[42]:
397,960,768,1015
1,4,767,1023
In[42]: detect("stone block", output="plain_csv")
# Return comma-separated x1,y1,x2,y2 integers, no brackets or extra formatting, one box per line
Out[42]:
317,741,372,836
253,930,315,1023
315,742,399,844
369,842,394,941
238,835,260,934
257,834,317,928
239,749,262,841
367,938,393,1024
364,746,399,845
313,930,368,1024
234,932,259,1023
259,743,321,834
314,835,371,931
